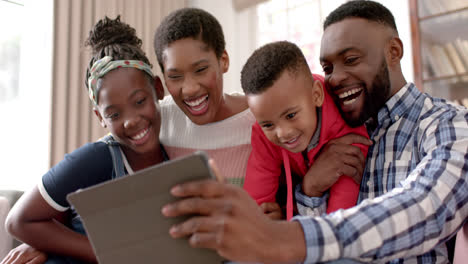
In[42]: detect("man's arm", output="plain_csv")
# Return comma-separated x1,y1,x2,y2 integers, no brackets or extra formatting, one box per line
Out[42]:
295,115,468,263
296,134,370,217
163,160,307,263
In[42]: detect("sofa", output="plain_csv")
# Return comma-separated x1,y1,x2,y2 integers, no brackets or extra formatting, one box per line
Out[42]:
0,190,24,260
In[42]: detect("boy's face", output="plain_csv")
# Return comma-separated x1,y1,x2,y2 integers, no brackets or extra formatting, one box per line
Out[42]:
94,68,164,156
247,70,324,153
162,37,229,125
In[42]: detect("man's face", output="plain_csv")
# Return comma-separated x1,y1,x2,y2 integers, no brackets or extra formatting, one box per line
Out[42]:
320,18,392,127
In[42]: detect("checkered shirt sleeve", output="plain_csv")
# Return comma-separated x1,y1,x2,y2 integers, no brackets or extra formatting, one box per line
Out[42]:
293,84,468,263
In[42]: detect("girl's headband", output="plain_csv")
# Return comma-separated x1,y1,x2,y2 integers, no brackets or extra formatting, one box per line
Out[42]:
88,56,154,105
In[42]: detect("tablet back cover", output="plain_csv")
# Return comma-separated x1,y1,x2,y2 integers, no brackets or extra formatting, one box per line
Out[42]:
67,152,224,264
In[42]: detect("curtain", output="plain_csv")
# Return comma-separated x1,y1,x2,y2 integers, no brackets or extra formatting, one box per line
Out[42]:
49,0,186,167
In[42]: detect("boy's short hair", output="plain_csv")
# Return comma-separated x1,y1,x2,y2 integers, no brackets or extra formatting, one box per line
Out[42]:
324,0,397,33
241,41,310,95
153,8,226,73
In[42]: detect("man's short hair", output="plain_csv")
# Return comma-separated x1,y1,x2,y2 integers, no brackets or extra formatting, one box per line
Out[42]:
241,41,310,95
324,0,397,33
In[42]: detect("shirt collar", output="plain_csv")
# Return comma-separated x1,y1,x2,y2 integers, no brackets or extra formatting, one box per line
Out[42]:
307,107,322,152
376,83,419,126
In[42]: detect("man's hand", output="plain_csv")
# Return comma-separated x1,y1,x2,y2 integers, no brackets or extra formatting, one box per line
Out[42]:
302,134,371,197
162,160,306,263
1,243,47,264
260,202,283,220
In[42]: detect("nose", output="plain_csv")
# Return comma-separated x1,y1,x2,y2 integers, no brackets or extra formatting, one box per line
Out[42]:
327,65,348,90
276,125,293,141
124,113,141,129
182,75,200,97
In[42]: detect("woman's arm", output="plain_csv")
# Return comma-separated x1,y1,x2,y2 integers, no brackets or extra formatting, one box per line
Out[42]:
6,186,96,263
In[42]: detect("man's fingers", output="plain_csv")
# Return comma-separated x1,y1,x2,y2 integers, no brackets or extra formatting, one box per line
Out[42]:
330,134,372,146
260,202,280,213
163,197,232,218
209,159,225,183
188,232,222,250
169,215,225,238
170,179,226,198
340,153,365,177
337,163,362,184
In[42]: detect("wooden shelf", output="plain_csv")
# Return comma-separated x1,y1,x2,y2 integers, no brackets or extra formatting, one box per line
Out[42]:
423,72,468,83
419,6,468,21
410,0,468,102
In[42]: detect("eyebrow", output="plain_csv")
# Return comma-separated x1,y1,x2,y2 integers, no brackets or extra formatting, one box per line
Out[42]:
280,106,298,117
258,106,298,125
166,59,209,72
103,89,144,113
320,47,356,62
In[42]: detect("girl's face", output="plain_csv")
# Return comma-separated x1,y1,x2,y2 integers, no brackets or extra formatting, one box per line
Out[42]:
94,68,164,156
162,37,229,125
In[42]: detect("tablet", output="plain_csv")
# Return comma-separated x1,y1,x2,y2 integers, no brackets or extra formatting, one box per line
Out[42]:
67,151,224,264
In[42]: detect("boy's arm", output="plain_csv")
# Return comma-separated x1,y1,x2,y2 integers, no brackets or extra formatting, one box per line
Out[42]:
244,124,284,205
327,136,369,213
5,186,96,263
297,134,370,215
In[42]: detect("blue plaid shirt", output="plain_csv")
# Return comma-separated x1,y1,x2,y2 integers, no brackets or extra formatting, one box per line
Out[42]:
294,83,468,263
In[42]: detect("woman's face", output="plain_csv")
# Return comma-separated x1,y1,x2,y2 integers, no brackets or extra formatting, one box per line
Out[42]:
95,68,164,155
162,37,229,125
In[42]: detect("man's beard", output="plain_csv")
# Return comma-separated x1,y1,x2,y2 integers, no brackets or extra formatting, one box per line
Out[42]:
342,60,391,127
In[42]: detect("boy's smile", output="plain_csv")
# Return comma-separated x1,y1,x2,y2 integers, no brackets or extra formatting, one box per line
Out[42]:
247,70,324,153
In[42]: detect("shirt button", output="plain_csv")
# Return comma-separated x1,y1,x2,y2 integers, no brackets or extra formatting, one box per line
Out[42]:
394,115,399,121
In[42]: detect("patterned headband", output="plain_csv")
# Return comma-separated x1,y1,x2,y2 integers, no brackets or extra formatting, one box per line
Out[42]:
87,56,154,105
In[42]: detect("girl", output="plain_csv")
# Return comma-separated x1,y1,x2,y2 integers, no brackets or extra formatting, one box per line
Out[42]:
4,16,166,264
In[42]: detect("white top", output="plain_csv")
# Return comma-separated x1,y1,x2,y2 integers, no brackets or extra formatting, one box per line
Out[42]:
159,96,255,186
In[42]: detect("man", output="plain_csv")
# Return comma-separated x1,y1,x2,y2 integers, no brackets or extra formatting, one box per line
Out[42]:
163,1,468,263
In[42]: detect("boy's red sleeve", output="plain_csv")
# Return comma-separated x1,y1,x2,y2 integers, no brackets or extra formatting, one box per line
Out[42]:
244,123,283,205
327,126,369,214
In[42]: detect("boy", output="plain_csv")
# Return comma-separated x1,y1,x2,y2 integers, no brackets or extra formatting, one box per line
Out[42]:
241,41,369,220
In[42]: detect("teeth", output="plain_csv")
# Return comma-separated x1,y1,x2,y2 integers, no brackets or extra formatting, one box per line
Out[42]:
338,88,362,99
131,128,148,140
343,98,357,105
185,95,208,107
285,137,298,144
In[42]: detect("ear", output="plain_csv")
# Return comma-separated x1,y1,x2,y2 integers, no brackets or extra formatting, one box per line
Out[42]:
153,76,165,100
311,79,324,107
93,107,106,128
219,50,229,73
386,36,403,67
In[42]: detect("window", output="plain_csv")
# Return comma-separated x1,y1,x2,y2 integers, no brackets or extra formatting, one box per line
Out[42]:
256,0,346,73
0,0,22,103
256,0,413,81
0,0,53,190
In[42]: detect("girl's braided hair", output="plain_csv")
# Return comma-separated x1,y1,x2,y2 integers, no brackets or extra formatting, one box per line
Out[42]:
84,15,152,89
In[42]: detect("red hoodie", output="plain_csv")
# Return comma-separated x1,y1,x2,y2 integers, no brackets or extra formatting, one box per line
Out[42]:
244,74,369,220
